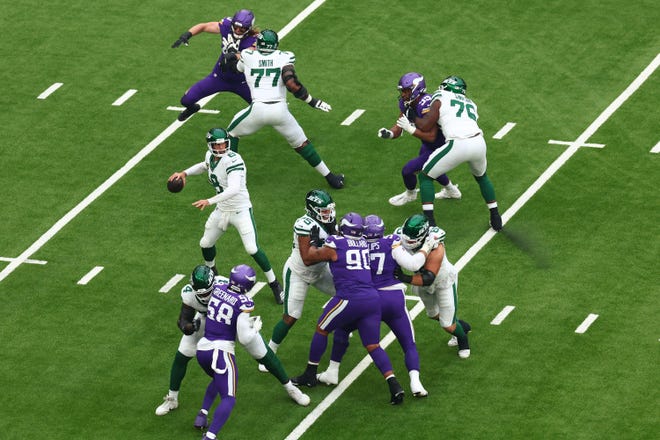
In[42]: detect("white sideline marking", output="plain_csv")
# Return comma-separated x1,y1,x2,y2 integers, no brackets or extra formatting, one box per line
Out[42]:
493,122,516,139
651,140,660,153
575,313,599,334
490,305,516,325
404,294,421,301
37,82,63,99
77,266,104,285
340,109,365,126
286,52,660,440
247,282,266,298
159,274,186,293
112,89,138,106
548,139,605,149
0,3,320,284
0,256,47,265
278,0,326,39
167,106,220,115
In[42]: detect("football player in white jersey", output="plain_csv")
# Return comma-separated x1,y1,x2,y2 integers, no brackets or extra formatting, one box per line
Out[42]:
258,189,337,372
393,214,472,358
168,128,284,305
155,265,228,417
224,29,345,190
396,76,503,231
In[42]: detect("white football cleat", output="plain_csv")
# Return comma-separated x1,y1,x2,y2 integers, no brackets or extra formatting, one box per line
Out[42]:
410,379,428,397
155,395,178,415
458,349,471,359
388,190,417,206
447,336,458,347
258,362,268,373
285,383,311,406
436,184,462,199
316,369,339,386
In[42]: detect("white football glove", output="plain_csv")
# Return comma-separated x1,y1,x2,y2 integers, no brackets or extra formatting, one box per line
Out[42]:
250,315,263,333
396,115,416,135
314,100,332,112
419,235,438,255
377,128,394,139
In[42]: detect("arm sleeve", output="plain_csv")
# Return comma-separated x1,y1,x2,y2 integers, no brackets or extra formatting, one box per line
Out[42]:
206,168,242,205
392,246,427,272
183,162,207,176
236,312,259,346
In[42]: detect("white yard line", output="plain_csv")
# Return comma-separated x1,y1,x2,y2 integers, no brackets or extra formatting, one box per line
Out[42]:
37,82,63,99
0,2,325,284
112,89,138,106
159,274,186,293
650,140,660,153
286,52,660,440
492,122,516,139
77,266,104,285
340,109,365,126
575,314,599,334
490,305,516,325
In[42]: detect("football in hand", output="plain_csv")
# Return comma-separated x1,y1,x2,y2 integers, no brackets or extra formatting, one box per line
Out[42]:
167,177,184,193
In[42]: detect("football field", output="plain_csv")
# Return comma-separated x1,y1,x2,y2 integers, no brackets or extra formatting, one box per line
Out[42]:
1,1,658,439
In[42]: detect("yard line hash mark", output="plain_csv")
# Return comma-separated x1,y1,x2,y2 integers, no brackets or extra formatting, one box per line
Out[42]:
159,274,186,293
77,266,104,285
0,256,47,265
491,305,516,325
37,82,63,99
493,122,516,139
575,314,599,334
341,109,365,126
286,52,660,440
650,140,660,153
112,89,138,106
548,139,605,149
0,1,324,284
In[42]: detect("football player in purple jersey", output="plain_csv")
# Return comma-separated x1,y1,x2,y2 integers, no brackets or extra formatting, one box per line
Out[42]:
291,213,405,405
171,9,258,122
378,72,461,206
316,215,428,397
196,265,309,439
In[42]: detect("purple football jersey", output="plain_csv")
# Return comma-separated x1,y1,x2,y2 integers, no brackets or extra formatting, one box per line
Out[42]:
212,18,258,81
368,234,401,289
204,283,254,342
325,235,377,299
398,93,446,149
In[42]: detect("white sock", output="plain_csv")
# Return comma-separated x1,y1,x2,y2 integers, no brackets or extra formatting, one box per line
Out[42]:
168,390,179,399
327,360,341,372
408,370,420,381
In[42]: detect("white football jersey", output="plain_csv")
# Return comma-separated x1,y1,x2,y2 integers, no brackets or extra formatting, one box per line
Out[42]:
431,89,482,140
180,275,229,313
204,150,251,211
286,214,332,277
237,49,296,102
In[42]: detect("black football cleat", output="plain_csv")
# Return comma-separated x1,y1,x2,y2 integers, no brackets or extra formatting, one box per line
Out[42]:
177,104,201,122
325,172,345,189
489,208,503,231
291,371,318,388
387,376,405,405
269,280,284,305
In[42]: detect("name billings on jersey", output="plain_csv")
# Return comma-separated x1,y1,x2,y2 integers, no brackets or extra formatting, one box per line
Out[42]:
216,290,238,305
346,239,367,248
259,59,274,67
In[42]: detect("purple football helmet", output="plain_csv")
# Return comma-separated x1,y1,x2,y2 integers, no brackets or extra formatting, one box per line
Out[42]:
231,9,255,37
363,214,385,241
339,212,364,238
228,264,257,294
398,72,426,106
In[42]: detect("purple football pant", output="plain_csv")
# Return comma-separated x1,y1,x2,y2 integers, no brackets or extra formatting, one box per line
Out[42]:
197,349,238,436
402,143,450,190
181,73,252,107
380,289,420,372
311,295,393,375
